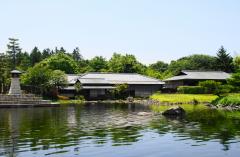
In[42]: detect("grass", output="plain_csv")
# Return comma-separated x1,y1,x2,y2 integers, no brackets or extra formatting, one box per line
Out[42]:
212,93,240,106
150,103,209,113
150,93,217,104
58,100,84,105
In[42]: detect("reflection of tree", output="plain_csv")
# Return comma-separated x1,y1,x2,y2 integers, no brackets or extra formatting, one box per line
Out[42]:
0,104,146,156
150,109,240,151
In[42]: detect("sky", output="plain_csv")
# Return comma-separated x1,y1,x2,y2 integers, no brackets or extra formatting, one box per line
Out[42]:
0,0,240,64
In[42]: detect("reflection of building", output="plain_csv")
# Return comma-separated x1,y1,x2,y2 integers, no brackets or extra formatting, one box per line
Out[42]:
61,73,164,99
164,70,231,89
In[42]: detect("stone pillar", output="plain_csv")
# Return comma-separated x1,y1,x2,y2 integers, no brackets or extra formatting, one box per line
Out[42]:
9,70,22,95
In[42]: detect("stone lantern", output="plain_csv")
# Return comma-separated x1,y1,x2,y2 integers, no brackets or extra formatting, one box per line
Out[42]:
9,70,22,95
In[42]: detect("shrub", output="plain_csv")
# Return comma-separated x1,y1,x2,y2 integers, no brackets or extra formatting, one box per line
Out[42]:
211,94,240,106
199,80,222,94
227,72,240,92
214,85,234,96
177,86,207,94
57,95,70,100
75,95,85,101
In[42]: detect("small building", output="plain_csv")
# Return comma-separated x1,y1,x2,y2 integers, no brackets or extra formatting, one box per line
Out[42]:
61,73,164,99
164,70,231,89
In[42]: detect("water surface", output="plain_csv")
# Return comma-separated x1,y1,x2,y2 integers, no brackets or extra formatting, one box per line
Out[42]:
0,103,240,157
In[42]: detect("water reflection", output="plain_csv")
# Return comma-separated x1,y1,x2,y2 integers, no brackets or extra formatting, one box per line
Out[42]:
0,103,240,157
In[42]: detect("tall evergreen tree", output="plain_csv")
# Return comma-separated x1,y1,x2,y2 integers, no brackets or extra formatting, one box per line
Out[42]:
215,46,234,73
42,48,51,59
30,47,42,66
6,38,21,69
72,47,82,62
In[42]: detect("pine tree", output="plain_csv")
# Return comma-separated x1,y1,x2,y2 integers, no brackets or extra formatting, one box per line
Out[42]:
6,38,21,69
72,47,82,62
215,46,234,73
30,47,42,66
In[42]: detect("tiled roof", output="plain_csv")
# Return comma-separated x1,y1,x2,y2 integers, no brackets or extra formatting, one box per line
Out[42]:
164,70,231,81
67,73,164,85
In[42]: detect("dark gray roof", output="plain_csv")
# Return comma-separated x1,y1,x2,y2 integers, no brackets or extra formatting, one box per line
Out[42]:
165,70,231,81
10,70,22,74
67,73,164,85
63,86,115,90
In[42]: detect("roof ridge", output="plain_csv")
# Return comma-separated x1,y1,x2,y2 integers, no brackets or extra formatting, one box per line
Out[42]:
84,72,139,75
182,70,226,73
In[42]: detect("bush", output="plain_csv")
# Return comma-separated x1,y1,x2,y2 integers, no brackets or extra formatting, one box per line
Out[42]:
214,85,234,96
177,86,207,94
75,95,85,101
199,80,222,94
212,94,240,106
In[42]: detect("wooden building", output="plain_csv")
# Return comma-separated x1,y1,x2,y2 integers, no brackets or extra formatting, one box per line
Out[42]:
61,73,164,99
164,70,231,89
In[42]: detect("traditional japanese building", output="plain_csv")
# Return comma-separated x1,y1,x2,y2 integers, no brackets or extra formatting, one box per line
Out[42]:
61,73,164,99
164,70,231,89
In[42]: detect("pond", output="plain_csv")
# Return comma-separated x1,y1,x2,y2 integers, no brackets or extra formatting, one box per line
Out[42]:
0,103,240,157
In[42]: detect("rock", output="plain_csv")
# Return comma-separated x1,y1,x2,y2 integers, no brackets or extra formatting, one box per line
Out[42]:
137,112,151,116
127,97,134,102
162,106,185,116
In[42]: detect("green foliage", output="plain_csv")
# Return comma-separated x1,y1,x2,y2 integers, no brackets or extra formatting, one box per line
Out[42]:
48,70,68,89
111,83,129,99
21,66,52,93
177,86,207,94
199,80,222,94
36,53,79,74
149,61,168,72
215,46,234,73
108,53,145,73
89,56,108,72
214,85,234,96
75,95,85,101
74,81,82,93
30,47,42,66
212,94,240,107
227,72,240,91
168,54,217,75
234,56,240,70
71,47,82,62
0,53,11,93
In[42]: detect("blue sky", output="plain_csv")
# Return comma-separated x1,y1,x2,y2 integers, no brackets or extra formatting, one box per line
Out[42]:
0,0,240,64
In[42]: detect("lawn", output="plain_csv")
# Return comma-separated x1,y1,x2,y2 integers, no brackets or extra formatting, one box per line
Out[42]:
58,100,84,105
150,93,218,104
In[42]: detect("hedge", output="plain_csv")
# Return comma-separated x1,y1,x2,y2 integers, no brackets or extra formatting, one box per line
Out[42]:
177,86,207,94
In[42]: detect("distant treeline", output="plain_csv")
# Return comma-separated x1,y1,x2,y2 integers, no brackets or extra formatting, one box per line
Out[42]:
0,38,239,93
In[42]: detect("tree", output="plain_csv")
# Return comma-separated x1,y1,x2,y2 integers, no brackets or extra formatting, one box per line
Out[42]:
111,83,129,99
168,54,217,75
48,70,68,91
199,80,222,94
0,53,11,93
149,61,168,72
72,47,82,62
108,53,145,73
215,46,234,73
6,38,21,69
19,52,31,71
227,72,240,91
30,47,42,66
36,53,79,74
89,56,108,72
234,56,240,70
74,80,82,93
21,66,52,94
42,48,51,59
